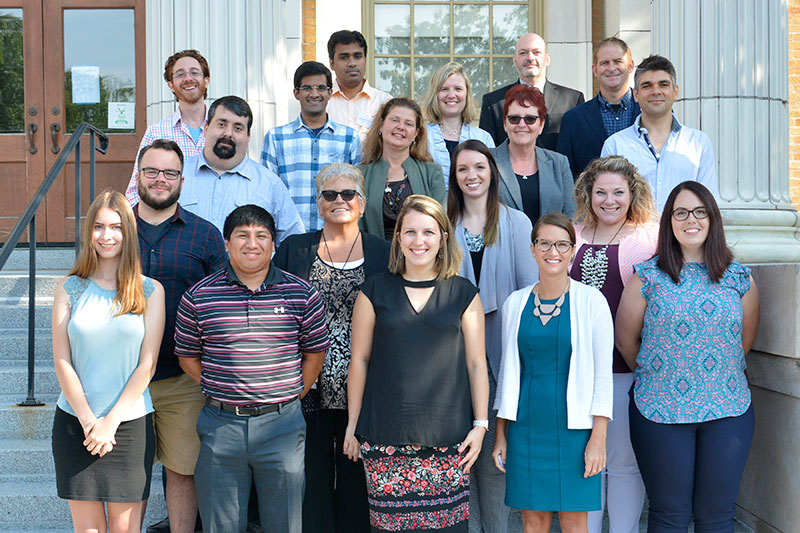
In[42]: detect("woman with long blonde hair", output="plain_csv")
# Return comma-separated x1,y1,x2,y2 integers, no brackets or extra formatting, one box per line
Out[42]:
51,190,165,532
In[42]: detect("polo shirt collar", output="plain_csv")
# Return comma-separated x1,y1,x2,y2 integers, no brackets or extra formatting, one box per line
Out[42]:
196,151,255,181
224,260,284,290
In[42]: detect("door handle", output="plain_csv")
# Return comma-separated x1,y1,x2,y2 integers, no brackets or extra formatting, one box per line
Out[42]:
50,123,61,154
27,123,38,154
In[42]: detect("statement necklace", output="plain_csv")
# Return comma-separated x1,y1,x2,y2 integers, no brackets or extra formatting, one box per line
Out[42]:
579,222,625,290
321,230,360,273
440,123,462,137
532,279,570,326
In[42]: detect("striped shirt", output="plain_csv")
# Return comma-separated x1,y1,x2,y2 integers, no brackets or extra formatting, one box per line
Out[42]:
126,108,207,205
260,116,362,232
174,262,330,405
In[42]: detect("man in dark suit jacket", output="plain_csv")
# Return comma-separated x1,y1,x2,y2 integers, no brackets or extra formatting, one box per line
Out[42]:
479,33,584,151
556,37,639,179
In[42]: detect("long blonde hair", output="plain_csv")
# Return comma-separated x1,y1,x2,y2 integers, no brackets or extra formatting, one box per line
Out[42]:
362,98,433,164
388,195,462,280
421,62,480,124
69,189,145,315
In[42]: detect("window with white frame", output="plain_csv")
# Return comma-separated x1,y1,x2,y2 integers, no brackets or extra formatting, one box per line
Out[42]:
368,0,536,106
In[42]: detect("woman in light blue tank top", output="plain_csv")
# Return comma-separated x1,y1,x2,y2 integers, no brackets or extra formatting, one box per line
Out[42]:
51,190,164,532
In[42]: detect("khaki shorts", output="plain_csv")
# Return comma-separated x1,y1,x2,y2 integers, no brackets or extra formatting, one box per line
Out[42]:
150,373,205,475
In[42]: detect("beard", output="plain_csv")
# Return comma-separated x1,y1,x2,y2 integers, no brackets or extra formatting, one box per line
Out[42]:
212,136,237,159
138,182,181,211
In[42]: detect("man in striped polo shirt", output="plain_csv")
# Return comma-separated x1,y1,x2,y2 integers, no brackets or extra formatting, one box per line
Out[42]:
175,205,329,533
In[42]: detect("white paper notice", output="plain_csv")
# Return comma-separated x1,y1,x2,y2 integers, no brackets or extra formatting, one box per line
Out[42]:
71,66,100,104
108,102,135,129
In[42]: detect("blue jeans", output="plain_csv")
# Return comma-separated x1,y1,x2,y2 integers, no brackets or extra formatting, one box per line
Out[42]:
629,398,754,532
194,399,305,533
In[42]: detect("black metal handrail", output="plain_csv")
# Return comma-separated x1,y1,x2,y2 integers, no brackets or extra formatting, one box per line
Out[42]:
0,122,108,406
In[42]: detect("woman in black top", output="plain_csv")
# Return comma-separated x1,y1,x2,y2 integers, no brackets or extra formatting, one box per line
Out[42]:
273,163,390,533
344,195,489,532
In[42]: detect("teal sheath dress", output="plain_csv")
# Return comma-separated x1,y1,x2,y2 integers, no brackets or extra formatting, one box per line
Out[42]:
505,292,601,511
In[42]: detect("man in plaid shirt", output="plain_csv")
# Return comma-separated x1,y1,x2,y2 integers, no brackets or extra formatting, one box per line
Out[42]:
126,50,210,205
261,61,362,232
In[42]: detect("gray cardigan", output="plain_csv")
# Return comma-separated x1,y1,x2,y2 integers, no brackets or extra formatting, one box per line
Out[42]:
455,205,539,379
491,140,576,219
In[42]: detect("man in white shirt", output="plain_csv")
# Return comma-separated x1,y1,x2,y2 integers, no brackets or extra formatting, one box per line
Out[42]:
601,55,718,212
326,30,392,141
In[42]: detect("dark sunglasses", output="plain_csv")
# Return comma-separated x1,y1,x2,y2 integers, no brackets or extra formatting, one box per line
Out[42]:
506,114,540,125
319,189,360,202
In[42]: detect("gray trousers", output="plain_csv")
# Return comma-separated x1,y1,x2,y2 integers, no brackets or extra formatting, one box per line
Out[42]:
194,398,305,533
469,371,509,533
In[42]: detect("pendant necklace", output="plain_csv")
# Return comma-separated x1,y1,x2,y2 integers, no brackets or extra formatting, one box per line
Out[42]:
533,278,570,326
579,222,625,290
321,230,360,273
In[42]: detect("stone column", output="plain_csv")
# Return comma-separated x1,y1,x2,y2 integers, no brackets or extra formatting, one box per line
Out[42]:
653,2,800,531
545,0,593,99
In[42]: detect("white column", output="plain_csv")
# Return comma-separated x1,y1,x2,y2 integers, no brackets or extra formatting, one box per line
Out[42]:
545,0,593,99
604,0,652,67
652,0,800,263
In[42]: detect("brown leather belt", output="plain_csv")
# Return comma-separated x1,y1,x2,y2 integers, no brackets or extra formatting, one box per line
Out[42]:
206,397,297,417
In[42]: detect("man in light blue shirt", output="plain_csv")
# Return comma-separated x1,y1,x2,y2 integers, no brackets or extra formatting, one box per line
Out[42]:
601,55,718,212
180,96,304,244
261,61,362,232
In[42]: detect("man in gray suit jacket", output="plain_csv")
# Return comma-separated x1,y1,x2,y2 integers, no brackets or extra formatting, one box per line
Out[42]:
479,33,584,150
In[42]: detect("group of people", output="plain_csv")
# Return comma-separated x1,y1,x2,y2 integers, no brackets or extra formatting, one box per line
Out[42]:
50,25,758,533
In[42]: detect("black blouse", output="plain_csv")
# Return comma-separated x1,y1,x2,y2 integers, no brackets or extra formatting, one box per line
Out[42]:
356,272,478,446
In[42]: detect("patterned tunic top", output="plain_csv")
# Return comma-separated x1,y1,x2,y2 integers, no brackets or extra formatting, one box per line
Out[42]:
633,257,752,423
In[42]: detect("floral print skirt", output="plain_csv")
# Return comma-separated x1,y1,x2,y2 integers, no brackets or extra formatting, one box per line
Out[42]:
359,440,469,532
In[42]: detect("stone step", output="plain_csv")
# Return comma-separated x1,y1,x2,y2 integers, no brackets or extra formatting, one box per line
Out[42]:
0,272,66,300
0,395,58,439
0,439,54,476
0,248,76,272
0,328,52,363
0,302,54,330
0,366,60,396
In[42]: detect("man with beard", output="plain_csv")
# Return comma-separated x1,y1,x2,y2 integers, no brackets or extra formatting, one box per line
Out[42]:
180,95,304,242
135,139,226,533
127,50,211,205
261,61,361,232
479,33,585,150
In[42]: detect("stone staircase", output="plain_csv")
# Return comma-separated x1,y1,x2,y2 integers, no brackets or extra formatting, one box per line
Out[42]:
0,249,164,532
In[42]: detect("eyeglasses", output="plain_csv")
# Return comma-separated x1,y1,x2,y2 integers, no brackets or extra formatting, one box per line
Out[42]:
319,189,360,202
671,207,709,221
139,167,181,181
533,239,573,253
172,68,204,80
297,84,331,93
506,114,540,125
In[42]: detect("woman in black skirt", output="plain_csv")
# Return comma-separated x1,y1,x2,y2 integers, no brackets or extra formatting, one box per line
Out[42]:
51,190,165,532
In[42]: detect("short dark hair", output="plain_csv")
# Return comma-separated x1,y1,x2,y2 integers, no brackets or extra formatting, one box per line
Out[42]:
293,61,332,90
634,54,677,89
163,50,210,99
532,212,576,245
656,181,732,284
137,139,184,170
223,205,276,241
327,30,368,60
503,84,547,123
207,96,253,134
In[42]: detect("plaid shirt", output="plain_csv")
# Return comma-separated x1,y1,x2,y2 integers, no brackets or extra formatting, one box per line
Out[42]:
597,89,636,137
260,116,362,232
136,204,226,381
126,108,207,205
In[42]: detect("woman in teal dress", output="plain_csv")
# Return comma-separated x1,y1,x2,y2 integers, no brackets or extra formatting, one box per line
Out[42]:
493,212,613,532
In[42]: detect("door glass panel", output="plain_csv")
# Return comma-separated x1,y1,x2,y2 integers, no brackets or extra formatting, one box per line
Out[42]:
64,9,135,133
0,9,24,134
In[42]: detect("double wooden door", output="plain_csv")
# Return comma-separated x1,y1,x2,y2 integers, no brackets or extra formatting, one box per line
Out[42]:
0,0,145,243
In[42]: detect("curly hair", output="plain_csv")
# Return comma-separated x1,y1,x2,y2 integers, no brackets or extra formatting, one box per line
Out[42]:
573,155,656,226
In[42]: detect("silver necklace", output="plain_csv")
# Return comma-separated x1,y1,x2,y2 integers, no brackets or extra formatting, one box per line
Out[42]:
579,223,625,290
532,279,570,326
440,123,462,137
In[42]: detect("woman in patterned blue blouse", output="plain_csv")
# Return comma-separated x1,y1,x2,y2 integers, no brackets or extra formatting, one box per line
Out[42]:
616,181,760,531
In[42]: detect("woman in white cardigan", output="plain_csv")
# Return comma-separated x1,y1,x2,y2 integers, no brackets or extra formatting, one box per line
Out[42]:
492,212,613,533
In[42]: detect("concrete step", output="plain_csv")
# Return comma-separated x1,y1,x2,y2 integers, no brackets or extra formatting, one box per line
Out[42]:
0,302,54,330
0,272,66,300
0,395,58,439
0,366,60,396
0,439,54,476
0,248,76,272
0,328,52,363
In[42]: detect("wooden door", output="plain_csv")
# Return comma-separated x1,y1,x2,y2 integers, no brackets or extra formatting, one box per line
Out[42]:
0,0,144,244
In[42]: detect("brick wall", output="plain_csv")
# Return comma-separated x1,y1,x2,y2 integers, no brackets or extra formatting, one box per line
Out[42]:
790,0,800,206
302,0,316,62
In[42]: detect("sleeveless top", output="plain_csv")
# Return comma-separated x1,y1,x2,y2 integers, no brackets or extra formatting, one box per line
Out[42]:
633,257,751,423
56,275,156,421
356,272,478,446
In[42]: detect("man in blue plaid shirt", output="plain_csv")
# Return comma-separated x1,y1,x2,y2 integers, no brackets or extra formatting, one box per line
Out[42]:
261,61,362,232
